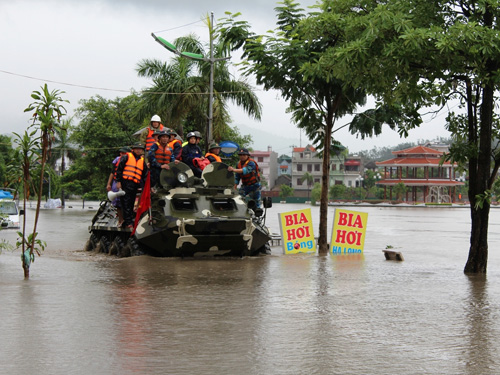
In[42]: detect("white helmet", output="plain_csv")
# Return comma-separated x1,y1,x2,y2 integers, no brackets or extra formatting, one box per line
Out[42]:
150,114,161,123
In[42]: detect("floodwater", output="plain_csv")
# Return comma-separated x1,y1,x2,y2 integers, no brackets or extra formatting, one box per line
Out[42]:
1,202,500,375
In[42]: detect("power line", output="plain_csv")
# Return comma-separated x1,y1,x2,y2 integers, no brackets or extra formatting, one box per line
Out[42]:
153,19,205,34
0,68,261,95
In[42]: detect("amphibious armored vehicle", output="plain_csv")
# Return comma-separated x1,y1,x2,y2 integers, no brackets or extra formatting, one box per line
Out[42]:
85,162,272,257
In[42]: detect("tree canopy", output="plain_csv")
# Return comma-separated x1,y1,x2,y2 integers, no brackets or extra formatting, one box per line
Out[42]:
300,0,500,273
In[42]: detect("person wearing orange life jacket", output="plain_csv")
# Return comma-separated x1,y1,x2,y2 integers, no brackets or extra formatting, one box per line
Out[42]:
106,146,131,226
115,143,148,228
168,130,183,161
140,114,164,152
205,143,222,163
228,148,261,208
148,131,174,188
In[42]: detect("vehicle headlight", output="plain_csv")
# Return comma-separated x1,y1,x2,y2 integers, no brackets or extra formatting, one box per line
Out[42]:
177,172,188,184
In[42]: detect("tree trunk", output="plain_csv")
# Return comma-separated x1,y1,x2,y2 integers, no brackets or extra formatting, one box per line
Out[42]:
318,120,332,254
61,152,66,208
465,205,489,273
318,95,341,254
464,75,494,274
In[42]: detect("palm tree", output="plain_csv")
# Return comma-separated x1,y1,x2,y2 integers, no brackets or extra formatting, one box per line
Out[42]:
136,31,262,145
301,172,314,201
48,118,79,208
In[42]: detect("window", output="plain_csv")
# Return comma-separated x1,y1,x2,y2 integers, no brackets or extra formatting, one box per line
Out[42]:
297,164,303,172
307,164,312,172
331,164,337,171
171,198,197,211
315,164,320,172
297,179,303,186
257,157,264,163
314,178,320,183
211,198,237,211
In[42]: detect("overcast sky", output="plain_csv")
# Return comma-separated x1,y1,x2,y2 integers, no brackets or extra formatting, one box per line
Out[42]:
0,0,453,153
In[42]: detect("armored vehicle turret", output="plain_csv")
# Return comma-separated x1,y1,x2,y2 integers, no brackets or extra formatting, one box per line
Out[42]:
85,162,272,257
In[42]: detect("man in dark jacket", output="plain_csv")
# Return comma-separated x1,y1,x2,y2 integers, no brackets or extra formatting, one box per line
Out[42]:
181,131,204,177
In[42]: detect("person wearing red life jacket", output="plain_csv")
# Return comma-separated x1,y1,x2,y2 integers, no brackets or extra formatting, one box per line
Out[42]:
228,148,261,208
115,143,148,228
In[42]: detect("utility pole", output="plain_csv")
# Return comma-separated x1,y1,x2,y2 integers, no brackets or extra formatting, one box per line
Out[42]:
151,13,230,150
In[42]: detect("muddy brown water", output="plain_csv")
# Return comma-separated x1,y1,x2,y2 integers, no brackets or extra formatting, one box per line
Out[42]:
1,203,500,375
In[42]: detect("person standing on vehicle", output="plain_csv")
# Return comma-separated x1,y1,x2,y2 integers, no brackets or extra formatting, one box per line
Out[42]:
115,143,148,228
148,131,173,188
141,114,164,152
228,148,261,207
168,130,183,161
106,146,131,226
181,132,204,177
205,143,222,163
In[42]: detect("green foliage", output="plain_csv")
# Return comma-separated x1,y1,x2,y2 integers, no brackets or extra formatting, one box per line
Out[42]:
475,190,492,210
69,94,143,199
16,231,46,258
329,184,346,199
393,182,407,201
311,182,322,203
0,135,16,188
279,184,294,199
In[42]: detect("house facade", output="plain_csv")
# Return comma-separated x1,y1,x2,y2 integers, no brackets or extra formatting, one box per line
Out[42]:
252,147,278,190
291,145,323,196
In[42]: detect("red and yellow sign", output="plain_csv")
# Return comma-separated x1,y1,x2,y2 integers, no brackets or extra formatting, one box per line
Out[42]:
330,209,368,255
278,208,316,254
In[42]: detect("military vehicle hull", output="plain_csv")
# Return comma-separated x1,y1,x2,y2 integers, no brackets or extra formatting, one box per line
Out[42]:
85,162,272,257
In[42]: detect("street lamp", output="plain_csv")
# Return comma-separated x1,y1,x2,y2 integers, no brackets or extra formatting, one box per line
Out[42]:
151,12,230,146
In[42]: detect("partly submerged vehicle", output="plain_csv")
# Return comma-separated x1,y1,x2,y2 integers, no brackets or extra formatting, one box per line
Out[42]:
0,189,23,229
85,162,272,257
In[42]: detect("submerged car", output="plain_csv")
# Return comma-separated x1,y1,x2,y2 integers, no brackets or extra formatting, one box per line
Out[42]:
0,190,23,229
85,162,272,257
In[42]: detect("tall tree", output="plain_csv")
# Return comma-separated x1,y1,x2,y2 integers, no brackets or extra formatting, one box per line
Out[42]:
218,1,369,253
136,28,262,145
309,0,500,272
301,172,314,201
0,135,16,188
23,84,67,278
69,94,143,199
48,118,79,207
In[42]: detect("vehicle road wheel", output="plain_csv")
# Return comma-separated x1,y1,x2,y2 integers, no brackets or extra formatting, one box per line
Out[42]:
117,238,131,258
127,237,145,257
252,243,271,256
84,233,98,251
98,236,111,254
109,236,125,256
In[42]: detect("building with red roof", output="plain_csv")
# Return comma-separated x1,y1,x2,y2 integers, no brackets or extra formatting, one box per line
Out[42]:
376,145,464,202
